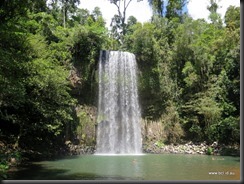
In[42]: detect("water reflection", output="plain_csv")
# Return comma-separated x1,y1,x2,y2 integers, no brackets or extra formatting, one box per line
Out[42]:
7,154,240,180
94,155,144,180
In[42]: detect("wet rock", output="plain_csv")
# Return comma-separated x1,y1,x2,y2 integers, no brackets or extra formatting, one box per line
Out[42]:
10,157,17,166
64,141,96,155
211,141,218,147
65,140,72,145
142,141,237,155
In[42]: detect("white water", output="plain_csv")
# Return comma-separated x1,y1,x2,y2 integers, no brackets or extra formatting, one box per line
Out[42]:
96,50,142,154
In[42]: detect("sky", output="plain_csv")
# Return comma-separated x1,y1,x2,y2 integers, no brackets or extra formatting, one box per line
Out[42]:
79,0,240,28
187,0,240,22
79,0,152,27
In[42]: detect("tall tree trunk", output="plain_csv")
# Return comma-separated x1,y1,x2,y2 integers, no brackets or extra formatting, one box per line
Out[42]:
14,124,23,149
63,6,66,28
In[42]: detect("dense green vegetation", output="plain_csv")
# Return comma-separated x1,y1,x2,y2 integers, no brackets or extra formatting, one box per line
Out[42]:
0,0,240,178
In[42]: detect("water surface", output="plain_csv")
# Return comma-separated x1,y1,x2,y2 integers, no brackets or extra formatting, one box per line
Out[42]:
7,154,240,181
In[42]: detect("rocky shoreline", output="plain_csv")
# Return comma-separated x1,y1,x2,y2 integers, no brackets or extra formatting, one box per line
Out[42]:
65,141,96,155
1,140,239,180
143,141,216,155
65,141,240,156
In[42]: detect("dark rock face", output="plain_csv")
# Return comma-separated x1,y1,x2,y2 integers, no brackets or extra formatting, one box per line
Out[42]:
64,141,95,155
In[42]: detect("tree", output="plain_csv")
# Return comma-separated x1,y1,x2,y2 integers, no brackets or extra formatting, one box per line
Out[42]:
1,0,78,153
166,0,188,22
207,0,222,27
0,0,30,23
92,7,102,21
109,0,142,44
48,0,80,28
224,6,240,30
61,0,80,28
0,8,77,149
30,0,48,13
148,0,164,17
71,8,90,25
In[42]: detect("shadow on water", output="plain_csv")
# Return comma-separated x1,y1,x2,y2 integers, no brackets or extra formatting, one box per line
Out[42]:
5,154,240,181
7,163,143,180
235,158,240,162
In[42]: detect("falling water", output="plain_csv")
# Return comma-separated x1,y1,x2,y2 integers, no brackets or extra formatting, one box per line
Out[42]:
96,50,142,154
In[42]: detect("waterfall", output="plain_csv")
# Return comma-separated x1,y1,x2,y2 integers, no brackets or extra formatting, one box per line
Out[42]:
96,50,142,154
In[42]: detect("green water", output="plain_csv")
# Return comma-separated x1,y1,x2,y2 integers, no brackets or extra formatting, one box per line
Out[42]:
7,154,240,181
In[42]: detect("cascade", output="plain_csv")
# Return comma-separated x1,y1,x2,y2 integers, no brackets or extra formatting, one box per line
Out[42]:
96,50,142,154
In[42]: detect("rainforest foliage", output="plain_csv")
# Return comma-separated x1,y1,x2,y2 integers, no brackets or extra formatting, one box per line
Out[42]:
0,0,240,166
